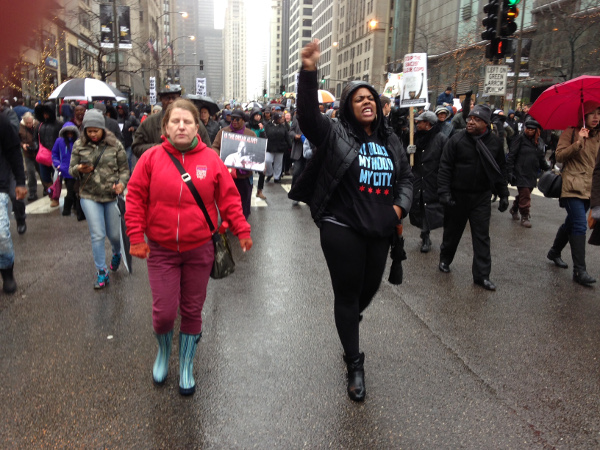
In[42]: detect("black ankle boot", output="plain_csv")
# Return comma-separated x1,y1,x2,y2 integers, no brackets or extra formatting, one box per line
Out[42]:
1,263,17,294
547,226,569,269
343,352,365,402
570,234,596,286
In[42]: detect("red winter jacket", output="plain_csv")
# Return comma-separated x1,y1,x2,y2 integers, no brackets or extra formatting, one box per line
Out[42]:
125,136,251,252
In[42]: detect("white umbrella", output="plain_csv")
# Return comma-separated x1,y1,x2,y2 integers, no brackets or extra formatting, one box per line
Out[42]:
48,78,124,101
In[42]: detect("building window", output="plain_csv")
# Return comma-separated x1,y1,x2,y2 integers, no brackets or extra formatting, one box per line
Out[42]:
302,29,311,37
68,44,80,65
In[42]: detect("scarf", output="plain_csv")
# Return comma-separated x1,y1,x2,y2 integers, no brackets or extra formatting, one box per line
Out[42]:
473,131,504,194
168,136,198,153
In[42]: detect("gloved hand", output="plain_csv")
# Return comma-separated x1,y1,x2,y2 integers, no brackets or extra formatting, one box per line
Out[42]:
439,193,456,207
498,197,509,212
239,238,253,252
130,242,150,259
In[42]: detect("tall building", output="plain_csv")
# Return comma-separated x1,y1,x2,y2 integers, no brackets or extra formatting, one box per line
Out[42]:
197,1,224,100
311,0,337,94
268,0,285,99
172,0,197,94
333,0,394,96
284,0,311,94
224,0,247,102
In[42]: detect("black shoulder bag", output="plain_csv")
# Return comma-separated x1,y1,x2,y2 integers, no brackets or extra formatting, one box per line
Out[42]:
165,150,235,279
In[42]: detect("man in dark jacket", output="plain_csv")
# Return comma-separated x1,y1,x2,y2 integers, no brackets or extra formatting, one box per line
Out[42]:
437,86,453,106
264,112,292,182
437,105,509,291
132,86,210,157
116,104,139,171
0,113,27,293
200,106,220,144
409,111,448,252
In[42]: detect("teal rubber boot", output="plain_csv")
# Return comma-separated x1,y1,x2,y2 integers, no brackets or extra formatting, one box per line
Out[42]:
179,332,202,396
153,329,173,385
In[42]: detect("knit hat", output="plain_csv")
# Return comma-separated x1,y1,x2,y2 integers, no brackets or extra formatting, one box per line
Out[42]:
435,106,449,116
524,118,541,129
468,105,492,124
415,111,438,124
93,102,107,114
82,109,106,130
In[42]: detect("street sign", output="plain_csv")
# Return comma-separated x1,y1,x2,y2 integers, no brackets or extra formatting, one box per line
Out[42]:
483,65,508,97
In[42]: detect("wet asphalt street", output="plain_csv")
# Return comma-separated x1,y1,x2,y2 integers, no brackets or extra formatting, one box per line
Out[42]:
1,177,600,449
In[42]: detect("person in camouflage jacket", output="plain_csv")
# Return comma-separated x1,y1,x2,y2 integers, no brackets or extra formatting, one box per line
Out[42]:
69,109,130,289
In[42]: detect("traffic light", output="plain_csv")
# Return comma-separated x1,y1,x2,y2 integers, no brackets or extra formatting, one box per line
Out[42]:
263,88,267,98
481,0,500,40
500,0,519,36
485,37,508,59
321,77,325,84
199,59,204,70
279,84,285,95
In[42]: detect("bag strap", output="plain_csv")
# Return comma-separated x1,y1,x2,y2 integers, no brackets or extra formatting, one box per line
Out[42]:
164,149,217,233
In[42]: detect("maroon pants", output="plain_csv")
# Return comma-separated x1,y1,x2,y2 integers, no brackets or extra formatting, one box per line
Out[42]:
147,239,214,334
512,187,532,216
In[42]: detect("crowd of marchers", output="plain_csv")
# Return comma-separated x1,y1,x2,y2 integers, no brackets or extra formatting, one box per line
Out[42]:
1,39,599,404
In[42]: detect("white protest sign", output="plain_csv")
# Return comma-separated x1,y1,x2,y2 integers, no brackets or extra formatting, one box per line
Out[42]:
400,53,428,107
196,78,207,96
483,65,508,97
149,77,156,105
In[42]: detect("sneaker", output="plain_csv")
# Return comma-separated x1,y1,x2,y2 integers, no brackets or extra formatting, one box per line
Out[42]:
94,270,109,289
110,253,121,271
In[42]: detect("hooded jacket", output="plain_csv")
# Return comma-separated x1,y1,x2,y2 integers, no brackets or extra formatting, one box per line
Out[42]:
289,70,413,235
52,122,80,179
506,133,550,188
69,130,130,202
34,102,63,153
125,137,251,253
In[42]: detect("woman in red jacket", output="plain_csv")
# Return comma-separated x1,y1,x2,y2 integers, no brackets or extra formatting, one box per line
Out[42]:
125,99,252,396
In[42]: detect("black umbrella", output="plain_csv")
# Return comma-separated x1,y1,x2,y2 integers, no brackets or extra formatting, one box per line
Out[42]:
388,233,407,285
186,94,220,116
115,195,132,274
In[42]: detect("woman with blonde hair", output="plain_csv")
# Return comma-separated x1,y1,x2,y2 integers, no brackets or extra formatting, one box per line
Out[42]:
125,98,252,396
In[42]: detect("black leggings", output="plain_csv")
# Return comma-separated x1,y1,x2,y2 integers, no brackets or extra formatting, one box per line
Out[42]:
320,222,390,358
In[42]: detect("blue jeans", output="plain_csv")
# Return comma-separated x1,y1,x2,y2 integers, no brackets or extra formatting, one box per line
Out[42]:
563,197,589,236
80,198,121,271
0,193,14,269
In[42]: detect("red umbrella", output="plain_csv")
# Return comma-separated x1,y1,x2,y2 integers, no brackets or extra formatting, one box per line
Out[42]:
529,75,600,130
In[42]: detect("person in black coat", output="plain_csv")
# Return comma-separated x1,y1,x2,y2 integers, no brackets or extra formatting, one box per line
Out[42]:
437,105,509,291
506,119,550,227
0,113,27,293
33,101,62,204
409,111,448,252
264,112,292,182
289,40,413,402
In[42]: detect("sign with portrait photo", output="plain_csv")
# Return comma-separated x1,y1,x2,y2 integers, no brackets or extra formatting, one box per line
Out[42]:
400,53,428,107
220,132,267,172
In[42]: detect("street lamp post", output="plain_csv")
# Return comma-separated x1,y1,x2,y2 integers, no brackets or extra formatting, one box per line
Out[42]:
369,19,392,92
